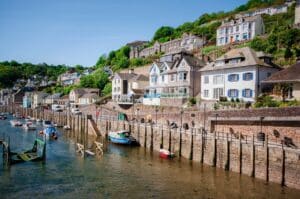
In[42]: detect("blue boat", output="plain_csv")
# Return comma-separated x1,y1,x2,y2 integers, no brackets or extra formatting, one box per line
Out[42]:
108,130,136,145
42,126,58,140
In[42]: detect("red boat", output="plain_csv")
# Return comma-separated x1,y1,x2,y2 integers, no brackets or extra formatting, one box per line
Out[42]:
159,149,175,159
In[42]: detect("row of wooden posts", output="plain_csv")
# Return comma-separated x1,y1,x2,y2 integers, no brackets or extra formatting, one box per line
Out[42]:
0,105,96,158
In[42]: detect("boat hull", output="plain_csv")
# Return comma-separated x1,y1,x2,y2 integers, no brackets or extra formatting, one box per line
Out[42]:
159,149,175,159
109,136,133,145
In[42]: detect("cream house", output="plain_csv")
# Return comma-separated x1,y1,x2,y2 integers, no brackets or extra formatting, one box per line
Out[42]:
112,69,149,104
69,88,99,105
32,92,48,108
263,59,300,100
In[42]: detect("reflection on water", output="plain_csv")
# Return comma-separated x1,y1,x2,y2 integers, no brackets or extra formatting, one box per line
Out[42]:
0,115,300,199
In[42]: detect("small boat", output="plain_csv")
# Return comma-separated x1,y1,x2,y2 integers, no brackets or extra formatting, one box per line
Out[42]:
43,120,53,128
10,120,22,127
0,114,7,120
108,130,137,145
14,112,22,119
23,122,37,130
63,125,71,130
36,119,42,122
159,149,175,159
40,126,58,140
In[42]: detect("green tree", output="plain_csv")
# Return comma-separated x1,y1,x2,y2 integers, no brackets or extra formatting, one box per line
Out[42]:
102,82,112,96
153,26,175,41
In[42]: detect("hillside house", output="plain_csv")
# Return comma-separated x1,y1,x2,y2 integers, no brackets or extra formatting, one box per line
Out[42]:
69,88,99,105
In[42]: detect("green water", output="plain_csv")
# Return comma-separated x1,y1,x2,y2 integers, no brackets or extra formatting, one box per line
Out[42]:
0,115,299,199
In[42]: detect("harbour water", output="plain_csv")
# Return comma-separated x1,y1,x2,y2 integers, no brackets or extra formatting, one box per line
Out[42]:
1,115,300,199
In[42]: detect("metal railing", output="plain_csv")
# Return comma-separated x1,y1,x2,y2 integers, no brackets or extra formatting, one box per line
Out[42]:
160,93,188,98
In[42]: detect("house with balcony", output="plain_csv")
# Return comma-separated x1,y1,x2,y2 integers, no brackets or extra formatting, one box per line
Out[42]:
200,47,281,102
143,55,205,106
216,15,265,46
112,69,149,104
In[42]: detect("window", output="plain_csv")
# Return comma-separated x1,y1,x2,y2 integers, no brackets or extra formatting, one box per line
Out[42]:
162,75,165,82
204,76,209,84
242,89,253,98
151,75,158,83
228,74,239,82
267,72,271,77
243,33,248,40
213,88,224,99
236,34,239,41
228,89,239,98
179,72,187,81
243,72,253,81
213,75,224,85
236,26,239,32
204,90,209,97
171,74,176,81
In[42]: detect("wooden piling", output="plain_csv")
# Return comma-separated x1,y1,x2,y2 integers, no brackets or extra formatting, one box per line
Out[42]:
265,135,269,182
189,128,194,160
281,144,286,186
225,133,230,171
251,134,255,178
238,132,242,174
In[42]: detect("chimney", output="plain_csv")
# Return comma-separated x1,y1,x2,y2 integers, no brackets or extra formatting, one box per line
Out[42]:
129,68,134,74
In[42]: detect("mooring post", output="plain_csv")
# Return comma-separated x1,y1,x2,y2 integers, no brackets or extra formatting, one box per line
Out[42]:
239,132,242,174
168,127,171,152
225,133,230,171
265,135,269,182
160,125,163,149
179,127,182,157
212,130,217,167
189,128,194,160
150,124,153,151
144,124,147,148
200,128,204,164
281,143,285,186
251,134,255,178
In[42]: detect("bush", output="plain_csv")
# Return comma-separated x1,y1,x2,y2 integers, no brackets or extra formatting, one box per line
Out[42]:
254,95,280,108
188,97,197,105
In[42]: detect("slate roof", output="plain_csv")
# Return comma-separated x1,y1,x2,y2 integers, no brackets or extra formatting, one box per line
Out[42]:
200,47,280,72
263,61,300,83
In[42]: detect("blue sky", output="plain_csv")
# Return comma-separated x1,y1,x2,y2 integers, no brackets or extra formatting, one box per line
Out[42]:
0,0,248,66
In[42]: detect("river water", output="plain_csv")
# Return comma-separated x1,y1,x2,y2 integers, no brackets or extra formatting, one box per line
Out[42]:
0,115,300,199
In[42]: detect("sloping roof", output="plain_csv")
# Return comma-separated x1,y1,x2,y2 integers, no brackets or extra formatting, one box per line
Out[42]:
79,93,99,99
114,72,137,80
263,62,300,83
200,47,280,72
219,15,261,28
126,41,148,47
133,74,149,81
183,55,206,68
131,89,145,95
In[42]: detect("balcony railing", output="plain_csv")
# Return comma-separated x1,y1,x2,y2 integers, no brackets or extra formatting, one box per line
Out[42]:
143,94,161,98
160,93,188,98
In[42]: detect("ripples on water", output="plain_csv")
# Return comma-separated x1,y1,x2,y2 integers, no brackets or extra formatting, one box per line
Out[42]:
0,115,299,199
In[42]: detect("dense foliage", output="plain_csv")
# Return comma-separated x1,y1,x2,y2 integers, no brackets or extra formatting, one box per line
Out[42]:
80,69,110,91
0,60,69,89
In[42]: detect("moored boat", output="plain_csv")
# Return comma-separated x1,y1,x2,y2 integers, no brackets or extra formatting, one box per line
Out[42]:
40,126,58,140
0,113,7,120
159,149,175,159
10,120,22,127
108,130,137,145
43,120,53,128
23,122,37,130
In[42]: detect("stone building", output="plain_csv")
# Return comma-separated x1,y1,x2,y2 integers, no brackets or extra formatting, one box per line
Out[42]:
128,33,205,59
235,3,290,18
216,15,265,46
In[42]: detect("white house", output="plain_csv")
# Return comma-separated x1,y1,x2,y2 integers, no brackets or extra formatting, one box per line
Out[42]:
69,88,99,105
200,47,281,102
143,54,205,106
57,72,81,86
216,15,265,46
32,92,48,108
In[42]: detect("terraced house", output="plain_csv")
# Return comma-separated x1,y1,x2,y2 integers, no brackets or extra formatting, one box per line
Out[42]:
216,15,265,46
200,47,281,102
143,54,205,106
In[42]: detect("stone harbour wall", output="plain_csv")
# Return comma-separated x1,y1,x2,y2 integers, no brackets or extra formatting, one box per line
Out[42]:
97,119,300,190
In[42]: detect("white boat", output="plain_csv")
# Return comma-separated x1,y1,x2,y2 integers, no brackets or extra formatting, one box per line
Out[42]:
23,122,37,130
63,125,71,130
10,120,22,127
36,119,42,122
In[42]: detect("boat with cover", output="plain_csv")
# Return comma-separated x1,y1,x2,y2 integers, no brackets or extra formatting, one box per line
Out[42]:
41,126,58,140
108,130,137,145
159,149,175,159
